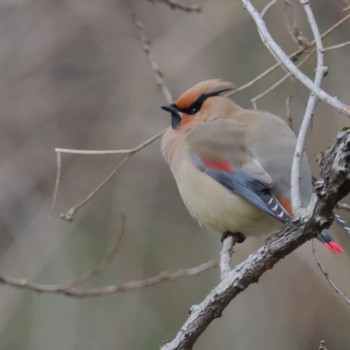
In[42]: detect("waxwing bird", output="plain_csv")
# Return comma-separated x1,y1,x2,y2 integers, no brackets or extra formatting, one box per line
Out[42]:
161,79,345,253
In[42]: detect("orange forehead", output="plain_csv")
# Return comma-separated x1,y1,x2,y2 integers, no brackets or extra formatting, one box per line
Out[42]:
175,80,235,110
175,85,205,110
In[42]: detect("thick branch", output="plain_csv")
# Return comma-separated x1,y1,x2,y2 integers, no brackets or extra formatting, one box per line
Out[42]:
161,129,350,350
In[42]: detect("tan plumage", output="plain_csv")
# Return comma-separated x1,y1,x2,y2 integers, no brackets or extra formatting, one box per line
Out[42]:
161,79,343,252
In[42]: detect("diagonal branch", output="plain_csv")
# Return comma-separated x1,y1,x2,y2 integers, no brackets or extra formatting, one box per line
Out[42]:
160,129,350,350
231,12,350,97
147,0,201,13
57,129,166,221
311,241,350,306
130,2,173,103
239,0,350,116
54,3,172,221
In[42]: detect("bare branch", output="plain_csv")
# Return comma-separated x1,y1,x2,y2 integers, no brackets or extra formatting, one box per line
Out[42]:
239,0,350,116
160,129,350,350
337,202,350,212
260,0,279,18
323,40,350,51
59,155,129,221
130,2,173,103
344,5,350,12
220,236,234,280
51,150,61,212
291,0,327,215
251,48,315,105
0,260,217,298
282,0,308,48
230,13,350,97
60,213,127,289
54,0,174,220
58,129,165,221
55,129,166,156
147,0,201,13
0,214,126,292
311,242,350,306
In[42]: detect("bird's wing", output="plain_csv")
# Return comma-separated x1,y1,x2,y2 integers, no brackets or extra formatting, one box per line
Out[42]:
186,119,292,223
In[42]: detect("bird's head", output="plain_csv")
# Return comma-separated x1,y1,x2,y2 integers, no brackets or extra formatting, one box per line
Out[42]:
161,79,237,130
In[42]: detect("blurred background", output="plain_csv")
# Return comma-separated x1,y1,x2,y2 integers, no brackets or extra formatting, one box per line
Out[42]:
0,0,350,349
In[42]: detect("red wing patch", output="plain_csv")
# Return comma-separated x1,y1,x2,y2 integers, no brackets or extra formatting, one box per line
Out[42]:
203,159,232,172
276,196,293,217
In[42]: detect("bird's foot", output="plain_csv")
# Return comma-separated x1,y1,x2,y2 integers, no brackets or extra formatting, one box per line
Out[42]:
221,231,246,244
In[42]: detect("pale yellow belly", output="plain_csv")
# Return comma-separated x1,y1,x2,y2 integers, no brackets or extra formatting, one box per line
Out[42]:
173,159,281,237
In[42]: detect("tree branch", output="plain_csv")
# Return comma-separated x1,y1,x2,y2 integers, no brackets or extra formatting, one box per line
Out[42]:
311,241,350,306
291,0,326,215
53,2,172,221
219,236,234,280
161,129,350,350
0,260,217,298
231,12,350,97
239,0,350,116
147,0,201,13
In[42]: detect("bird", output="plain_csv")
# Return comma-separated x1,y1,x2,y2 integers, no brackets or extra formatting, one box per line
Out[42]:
161,79,345,253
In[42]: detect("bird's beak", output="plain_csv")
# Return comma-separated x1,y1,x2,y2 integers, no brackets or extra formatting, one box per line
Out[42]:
161,104,179,114
161,103,182,129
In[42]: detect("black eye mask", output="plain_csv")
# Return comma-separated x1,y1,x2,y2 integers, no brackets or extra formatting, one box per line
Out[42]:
161,88,231,129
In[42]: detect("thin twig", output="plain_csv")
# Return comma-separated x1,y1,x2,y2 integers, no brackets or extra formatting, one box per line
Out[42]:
230,13,350,97
60,213,127,288
239,0,350,116
55,129,166,156
51,150,61,213
130,2,173,103
336,202,350,212
251,48,315,104
291,0,327,215
59,156,128,221
57,130,165,222
282,0,308,47
311,242,350,306
54,1,173,220
0,260,217,298
322,40,350,51
260,0,279,18
147,0,201,13
0,214,126,293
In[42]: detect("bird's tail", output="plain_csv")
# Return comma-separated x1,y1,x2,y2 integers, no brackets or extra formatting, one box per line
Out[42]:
318,229,344,254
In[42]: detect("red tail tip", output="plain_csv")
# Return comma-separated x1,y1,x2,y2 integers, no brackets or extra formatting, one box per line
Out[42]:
325,241,344,254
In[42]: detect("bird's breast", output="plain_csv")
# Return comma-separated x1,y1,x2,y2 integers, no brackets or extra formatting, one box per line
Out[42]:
172,156,280,236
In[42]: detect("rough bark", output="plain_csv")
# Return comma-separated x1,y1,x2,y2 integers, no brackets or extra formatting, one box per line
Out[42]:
161,129,350,350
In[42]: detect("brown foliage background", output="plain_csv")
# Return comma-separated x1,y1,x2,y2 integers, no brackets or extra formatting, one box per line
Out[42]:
0,0,350,349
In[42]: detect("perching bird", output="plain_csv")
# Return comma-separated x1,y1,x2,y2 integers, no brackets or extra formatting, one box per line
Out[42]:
161,79,345,253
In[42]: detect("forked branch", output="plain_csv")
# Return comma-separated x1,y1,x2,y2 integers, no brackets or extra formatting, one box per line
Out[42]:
161,129,350,350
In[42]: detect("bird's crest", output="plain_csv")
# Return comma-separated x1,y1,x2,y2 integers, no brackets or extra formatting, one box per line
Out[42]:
175,79,236,110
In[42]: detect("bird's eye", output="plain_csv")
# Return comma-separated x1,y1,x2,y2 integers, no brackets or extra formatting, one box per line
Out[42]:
188,103,202,114
190,106,199,114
